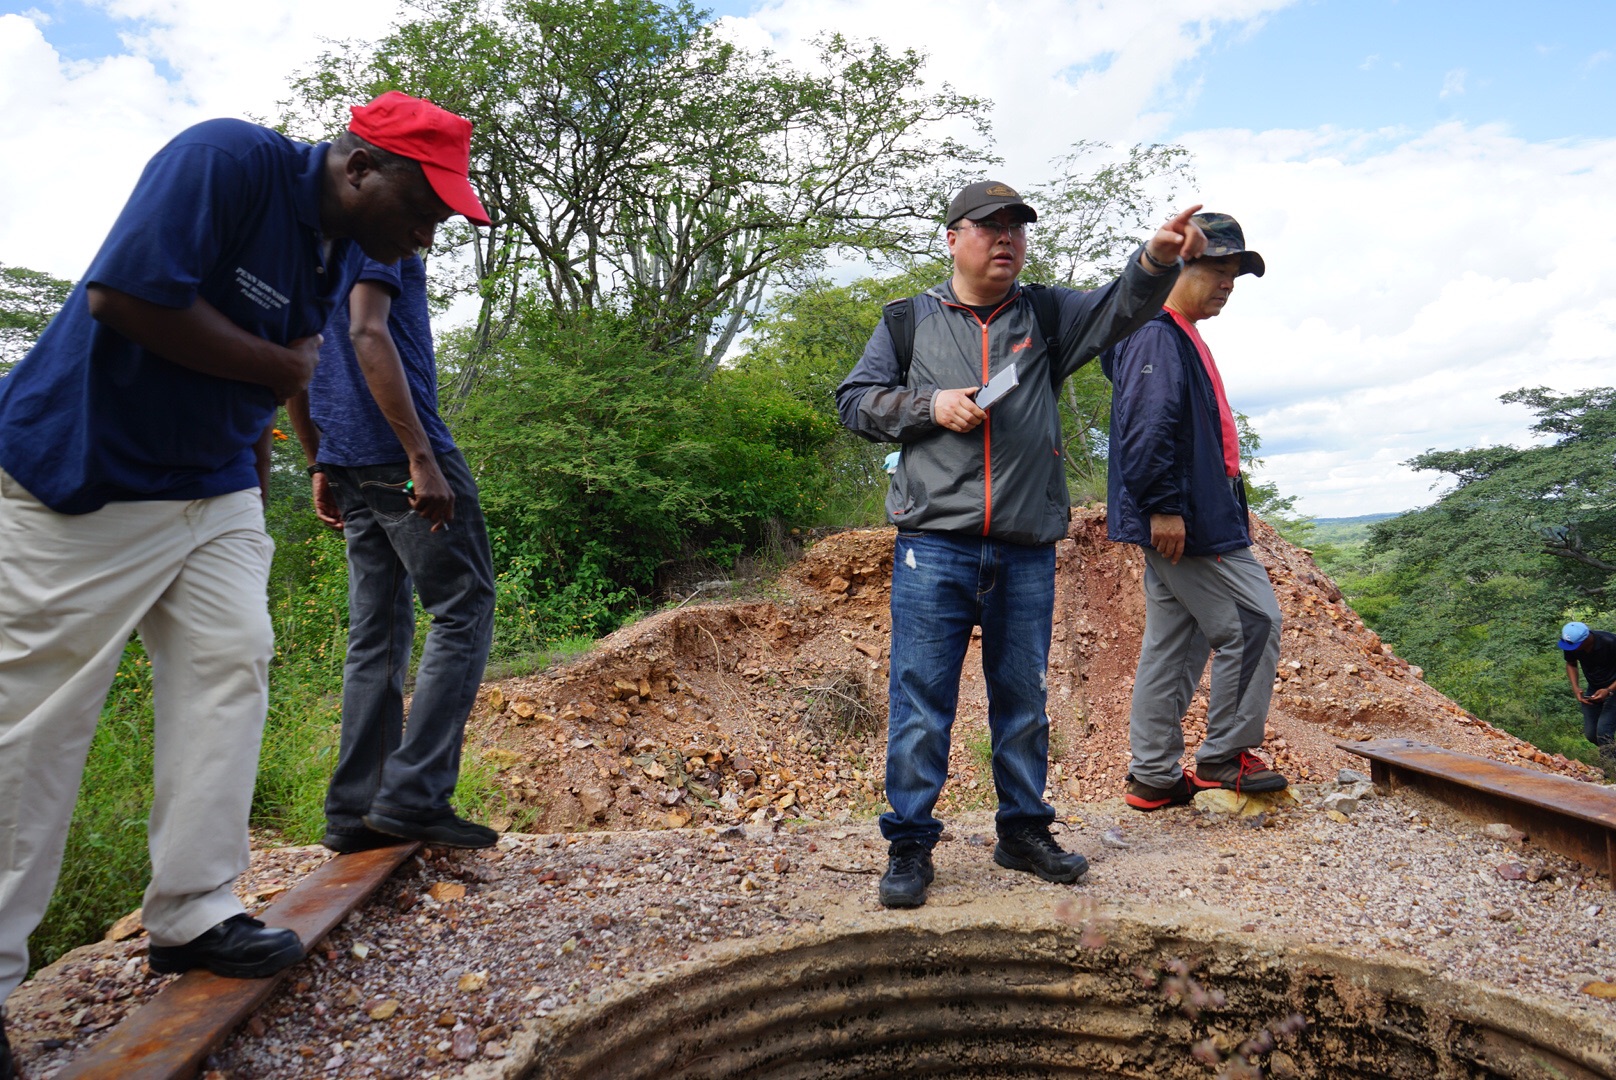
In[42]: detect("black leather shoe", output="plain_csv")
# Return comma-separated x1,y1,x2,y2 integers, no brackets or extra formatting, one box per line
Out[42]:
322,825,405,854
364,810,497,849
1,1009,16,1080
878,841,935,908
994,824,1089,883
147,914,303,979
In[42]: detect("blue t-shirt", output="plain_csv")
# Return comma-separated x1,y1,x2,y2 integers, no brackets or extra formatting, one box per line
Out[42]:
307,254,456,466
0,119,360,513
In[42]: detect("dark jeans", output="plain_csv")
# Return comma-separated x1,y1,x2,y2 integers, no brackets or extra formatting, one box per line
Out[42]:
881,531,1057,847
322,450,495,829
1581,696,1616,746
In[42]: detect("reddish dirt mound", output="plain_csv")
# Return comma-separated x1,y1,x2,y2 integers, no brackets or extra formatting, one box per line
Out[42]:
465,511,1598,833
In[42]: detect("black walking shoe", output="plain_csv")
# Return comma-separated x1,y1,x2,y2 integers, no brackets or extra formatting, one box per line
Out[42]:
322,825,406,854
1,1009,15,1080
1125,771,1195,812
878,841,935,908
994,824,1089,883
363,810,498,849
147,914,303,979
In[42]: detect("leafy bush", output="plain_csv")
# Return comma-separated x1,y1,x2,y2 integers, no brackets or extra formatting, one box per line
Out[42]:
456,306,832,635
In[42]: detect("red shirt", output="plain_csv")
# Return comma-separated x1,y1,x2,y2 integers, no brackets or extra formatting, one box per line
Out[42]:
1166,308,1240,478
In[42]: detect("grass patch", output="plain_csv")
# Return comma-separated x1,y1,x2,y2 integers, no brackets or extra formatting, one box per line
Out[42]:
483,635,597,683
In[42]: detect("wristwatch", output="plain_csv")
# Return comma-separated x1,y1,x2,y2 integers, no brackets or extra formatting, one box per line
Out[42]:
306,463,325,476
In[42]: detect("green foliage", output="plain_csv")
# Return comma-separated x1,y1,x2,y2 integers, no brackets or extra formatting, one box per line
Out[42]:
281,0,993,386
0,262,73,375
1339,386,1616,767
456,305,833,640
737,263,943,526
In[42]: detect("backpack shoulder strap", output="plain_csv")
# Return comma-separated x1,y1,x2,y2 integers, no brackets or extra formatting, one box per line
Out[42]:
1019,283,1064,385
881,296,917,386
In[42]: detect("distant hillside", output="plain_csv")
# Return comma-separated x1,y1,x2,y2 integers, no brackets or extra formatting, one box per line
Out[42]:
1311,512,1402,546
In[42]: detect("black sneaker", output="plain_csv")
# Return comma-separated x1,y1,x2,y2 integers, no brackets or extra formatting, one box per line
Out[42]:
147,914,303,979
878,841,935,908
1,1009,15,1080
322,824,407,854
363,810,498,849
994,824,1089,883
1125,771,1194,812
1191,750,1288,794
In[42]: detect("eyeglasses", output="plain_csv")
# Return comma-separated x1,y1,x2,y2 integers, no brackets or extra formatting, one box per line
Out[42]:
954,221,1029,239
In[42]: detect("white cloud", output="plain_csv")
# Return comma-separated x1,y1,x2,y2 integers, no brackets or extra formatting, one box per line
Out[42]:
723,0,1298,178
1440,67,1467,98
1184,123,1616,515
0,2,400,277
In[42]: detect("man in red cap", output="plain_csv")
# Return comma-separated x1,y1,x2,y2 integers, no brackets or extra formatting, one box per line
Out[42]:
0,91,485,1057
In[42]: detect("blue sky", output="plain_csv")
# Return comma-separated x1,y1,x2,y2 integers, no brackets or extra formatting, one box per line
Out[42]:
1164,0,1616,142
4,0,1616,515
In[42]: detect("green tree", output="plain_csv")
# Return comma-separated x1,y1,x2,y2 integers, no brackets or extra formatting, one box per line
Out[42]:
0,263,73,376
281,0,993,395
452,303,833,643
1349,386,1616,763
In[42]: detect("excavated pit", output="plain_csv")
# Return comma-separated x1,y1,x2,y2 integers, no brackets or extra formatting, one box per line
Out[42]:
510,911,1616,1080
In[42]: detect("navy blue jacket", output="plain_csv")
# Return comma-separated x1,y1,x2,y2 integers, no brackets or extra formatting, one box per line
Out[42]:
1100,311,1251,557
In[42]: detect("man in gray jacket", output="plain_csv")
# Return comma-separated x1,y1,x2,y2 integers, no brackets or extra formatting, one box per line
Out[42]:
836,181,1205,907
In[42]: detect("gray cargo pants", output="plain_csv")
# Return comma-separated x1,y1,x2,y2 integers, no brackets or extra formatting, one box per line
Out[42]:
1128,546,1282,788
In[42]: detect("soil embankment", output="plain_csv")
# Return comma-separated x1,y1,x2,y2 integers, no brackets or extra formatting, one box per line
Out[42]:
465,510,1597,836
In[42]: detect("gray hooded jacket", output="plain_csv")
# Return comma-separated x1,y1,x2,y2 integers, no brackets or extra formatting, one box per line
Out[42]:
835,252,1176,546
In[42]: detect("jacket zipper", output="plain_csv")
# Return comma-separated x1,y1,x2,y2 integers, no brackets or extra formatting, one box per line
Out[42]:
943,293,1017,536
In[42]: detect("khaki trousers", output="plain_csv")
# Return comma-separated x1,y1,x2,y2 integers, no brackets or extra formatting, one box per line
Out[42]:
0,469,274,1003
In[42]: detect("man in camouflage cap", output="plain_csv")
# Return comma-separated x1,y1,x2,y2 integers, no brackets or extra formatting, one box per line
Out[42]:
1100,212,1288,811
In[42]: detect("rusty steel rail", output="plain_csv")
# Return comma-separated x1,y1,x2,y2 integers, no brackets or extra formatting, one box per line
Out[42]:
53,840,421,1080
1341,737,1616,884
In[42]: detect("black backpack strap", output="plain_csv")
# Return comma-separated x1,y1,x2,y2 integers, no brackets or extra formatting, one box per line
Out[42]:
1019,283,1065,386
881,297,916,386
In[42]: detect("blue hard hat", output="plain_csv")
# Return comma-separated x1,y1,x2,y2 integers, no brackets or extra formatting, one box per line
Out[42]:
1558,621,1591,650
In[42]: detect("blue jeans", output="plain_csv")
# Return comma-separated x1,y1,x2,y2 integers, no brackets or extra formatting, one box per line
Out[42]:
881,531,1057,846
322,450,495,830
1582,696,1616,746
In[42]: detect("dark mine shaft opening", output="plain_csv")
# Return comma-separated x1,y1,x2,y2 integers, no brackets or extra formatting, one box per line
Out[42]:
515,915,1616,1080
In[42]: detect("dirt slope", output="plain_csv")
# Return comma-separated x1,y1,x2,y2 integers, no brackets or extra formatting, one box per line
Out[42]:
465,510,1600,836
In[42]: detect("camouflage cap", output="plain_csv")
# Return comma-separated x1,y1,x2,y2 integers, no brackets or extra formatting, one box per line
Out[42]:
946,181,1038,226
1191,212,1265,277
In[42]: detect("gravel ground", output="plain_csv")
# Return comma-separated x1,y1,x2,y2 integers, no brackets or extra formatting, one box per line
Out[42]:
10,778,1616,1078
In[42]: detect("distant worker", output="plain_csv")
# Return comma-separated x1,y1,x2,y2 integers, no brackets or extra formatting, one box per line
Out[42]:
1101,212,1287,812
1558,621,1616,763
0,89,488,1073
288,126,498,851
837,178,1205,908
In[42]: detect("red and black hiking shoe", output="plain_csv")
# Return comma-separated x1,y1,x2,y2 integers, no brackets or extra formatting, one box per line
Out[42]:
1190,750,1288,794
1124,771,1195,812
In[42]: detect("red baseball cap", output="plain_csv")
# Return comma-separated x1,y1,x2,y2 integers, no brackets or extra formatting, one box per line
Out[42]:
347,91,491,227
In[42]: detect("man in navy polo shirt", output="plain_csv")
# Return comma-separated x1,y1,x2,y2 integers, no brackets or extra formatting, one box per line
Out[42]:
286,247,497,853
0,91,488,1046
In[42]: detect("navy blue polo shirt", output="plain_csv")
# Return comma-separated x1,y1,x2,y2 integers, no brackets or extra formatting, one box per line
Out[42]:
0,119,360,513
308,254,456,466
